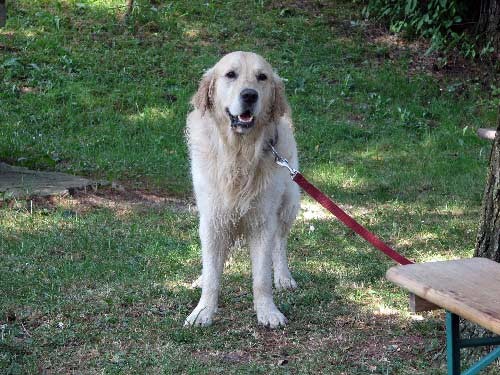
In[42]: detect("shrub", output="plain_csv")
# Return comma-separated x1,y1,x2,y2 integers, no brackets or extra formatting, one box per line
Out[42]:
363,0,484,57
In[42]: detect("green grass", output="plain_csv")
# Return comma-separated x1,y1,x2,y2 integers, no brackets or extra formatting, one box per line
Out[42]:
1,0,499,374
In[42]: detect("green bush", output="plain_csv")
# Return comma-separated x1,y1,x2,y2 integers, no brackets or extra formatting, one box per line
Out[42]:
363,0,486,57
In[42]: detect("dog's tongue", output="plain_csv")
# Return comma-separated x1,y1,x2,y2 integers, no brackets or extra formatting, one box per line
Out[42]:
238,113,253,123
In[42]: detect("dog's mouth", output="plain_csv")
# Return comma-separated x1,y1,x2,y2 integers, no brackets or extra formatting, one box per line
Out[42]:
226,108,255,132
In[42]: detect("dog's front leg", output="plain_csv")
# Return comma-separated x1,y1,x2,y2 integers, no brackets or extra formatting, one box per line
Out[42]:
272,232,297,291
249,222,288,328
185,216,226,327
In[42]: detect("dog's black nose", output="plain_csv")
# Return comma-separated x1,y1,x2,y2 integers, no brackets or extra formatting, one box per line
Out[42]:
240,88,258,104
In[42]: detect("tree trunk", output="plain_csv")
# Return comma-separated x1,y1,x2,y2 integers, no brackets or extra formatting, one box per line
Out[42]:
477,0,500,52
460,108,500,366
0,0,6,28
474,108,500,261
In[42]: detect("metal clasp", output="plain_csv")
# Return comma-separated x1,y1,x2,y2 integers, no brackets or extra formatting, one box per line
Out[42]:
269,144,298,179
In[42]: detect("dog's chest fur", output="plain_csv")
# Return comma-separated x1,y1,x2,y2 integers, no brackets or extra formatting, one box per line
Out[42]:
188,120,275,215
207,138,274,214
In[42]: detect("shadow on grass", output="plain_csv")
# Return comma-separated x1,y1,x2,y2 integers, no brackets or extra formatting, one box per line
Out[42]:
0,187,463,373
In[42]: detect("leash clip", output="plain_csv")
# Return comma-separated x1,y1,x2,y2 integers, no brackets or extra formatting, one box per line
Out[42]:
269,144,298,179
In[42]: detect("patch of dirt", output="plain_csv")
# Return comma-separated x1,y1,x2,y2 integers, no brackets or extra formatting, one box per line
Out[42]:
0,43,19,52
359,23,500,99
11,185,196,217
364,26,489,81
271,0,499,94
0,31,14,38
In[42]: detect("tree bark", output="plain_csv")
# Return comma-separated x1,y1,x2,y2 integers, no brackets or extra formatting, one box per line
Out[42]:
477,0,500,52
460,108,500,365
474,108,500,261
0,0,6,28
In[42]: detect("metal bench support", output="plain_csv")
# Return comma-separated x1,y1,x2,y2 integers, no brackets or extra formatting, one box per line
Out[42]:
446,311,500,375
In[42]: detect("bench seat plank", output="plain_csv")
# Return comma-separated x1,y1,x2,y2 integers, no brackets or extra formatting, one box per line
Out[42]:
386,258,500,335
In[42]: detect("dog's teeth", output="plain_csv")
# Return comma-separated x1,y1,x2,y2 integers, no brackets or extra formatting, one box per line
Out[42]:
238,115,253,123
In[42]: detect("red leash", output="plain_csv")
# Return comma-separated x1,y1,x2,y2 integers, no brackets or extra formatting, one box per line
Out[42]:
293,172,413,265
270,145,414,265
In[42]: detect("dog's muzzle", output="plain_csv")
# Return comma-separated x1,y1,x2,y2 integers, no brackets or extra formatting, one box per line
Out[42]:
226,88,259,132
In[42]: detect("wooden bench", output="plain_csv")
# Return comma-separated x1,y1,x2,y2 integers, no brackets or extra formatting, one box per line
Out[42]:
386,258,500,375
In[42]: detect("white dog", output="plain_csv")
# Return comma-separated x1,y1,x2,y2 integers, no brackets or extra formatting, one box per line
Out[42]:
185,51,300,328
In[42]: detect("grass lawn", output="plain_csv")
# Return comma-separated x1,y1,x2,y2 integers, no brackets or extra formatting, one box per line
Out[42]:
1,0,499,373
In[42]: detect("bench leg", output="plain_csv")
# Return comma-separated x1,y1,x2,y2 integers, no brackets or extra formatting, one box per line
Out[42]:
446,310,500,375
446,311,461,375
462,347,500,375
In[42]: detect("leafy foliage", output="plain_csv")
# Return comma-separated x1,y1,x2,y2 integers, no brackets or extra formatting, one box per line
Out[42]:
363,0,490,57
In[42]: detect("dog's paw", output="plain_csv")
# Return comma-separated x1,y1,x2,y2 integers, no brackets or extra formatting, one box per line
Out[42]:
256,306,288,328
274,274,298,291
184,305,215,327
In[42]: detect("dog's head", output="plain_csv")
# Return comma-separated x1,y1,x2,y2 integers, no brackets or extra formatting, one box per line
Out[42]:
192,51,288,135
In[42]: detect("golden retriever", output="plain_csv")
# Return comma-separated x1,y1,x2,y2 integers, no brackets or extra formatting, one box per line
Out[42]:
185,51,300,328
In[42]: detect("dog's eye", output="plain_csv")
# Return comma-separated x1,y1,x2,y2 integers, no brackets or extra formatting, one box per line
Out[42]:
225,71,237,79
257,73,267,81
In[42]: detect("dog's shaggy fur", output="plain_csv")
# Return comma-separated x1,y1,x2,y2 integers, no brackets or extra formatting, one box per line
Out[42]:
185,52,300,328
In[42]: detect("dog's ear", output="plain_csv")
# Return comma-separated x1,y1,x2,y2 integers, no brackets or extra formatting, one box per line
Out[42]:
192,68,215,114
271,73,289,121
